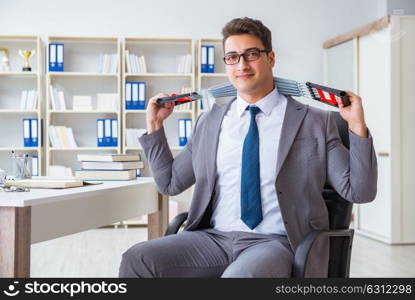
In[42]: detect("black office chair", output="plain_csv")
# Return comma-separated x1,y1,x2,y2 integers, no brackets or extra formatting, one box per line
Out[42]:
165,111,354,278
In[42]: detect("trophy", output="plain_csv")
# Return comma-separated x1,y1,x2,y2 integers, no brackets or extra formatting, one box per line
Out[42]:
18,49,35,72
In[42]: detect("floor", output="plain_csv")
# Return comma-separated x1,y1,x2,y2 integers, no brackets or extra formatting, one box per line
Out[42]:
31,228,415,277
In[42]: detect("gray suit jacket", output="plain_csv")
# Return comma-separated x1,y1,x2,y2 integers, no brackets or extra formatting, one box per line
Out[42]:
139,95,377,277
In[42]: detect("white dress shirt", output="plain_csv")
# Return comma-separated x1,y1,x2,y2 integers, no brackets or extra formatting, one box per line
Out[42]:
211,88,288,235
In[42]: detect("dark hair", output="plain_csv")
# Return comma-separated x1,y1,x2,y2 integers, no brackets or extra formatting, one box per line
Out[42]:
222,17,272,51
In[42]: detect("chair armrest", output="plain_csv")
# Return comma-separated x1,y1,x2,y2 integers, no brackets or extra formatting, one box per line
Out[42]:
292,229,354,278
164,212,189,236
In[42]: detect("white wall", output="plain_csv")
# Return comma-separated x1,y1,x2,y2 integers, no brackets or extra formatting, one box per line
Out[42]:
1,0,382,86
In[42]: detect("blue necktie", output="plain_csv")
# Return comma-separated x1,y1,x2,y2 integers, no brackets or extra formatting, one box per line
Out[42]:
241,106,262,229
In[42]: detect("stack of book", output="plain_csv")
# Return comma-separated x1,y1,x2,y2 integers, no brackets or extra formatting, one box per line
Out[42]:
75,154,143,181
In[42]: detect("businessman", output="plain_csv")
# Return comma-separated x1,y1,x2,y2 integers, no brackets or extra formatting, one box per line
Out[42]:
119,17,377,278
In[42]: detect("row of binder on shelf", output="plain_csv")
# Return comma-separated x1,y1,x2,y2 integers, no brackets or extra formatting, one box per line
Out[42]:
23,118,39,147
125,81,146,109
201,45,215,73
48,125,77,148
178,118,192,147
125,50,147,73
49,43,64,72
20,90,38,110
97,119,118,147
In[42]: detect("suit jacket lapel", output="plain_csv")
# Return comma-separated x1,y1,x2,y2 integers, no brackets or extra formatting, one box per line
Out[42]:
275,95,308,179
204,98,235,194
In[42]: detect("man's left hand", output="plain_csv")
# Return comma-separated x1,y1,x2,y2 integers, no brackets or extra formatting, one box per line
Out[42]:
337,91,368,138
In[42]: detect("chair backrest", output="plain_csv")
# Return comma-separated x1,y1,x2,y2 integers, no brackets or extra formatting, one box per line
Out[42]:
325,111,352,230
324,112,354,277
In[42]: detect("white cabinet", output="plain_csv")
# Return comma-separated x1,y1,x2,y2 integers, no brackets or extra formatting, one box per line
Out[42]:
0,35,43,176
324,16,415,244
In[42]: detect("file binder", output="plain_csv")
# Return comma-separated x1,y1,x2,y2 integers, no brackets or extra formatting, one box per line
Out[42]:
207,46,215,73
49,43,64,71
178,119,187,147
185,119,192,140
57,44,64,71
138,82,146,109
125,82,132,109
97,119,104,147
111,119,118,146
131,82,140,109
23,119,31,147
30,118,38,147
49,44,56,71
31,155,39,176
104,119,112,146
201,46,208,73
132,82,139,109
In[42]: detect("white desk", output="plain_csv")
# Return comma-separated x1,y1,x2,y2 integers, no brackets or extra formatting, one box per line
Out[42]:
0,177,168,277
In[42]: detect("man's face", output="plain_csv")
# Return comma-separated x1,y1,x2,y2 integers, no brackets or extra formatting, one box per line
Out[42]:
224,34,275,96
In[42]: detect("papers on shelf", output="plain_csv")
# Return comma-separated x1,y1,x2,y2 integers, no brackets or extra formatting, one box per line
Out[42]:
98,54,118,73
177,54,192,73
20,90,38,110
125,50,147,73
125,128,147,147
48,125,78,148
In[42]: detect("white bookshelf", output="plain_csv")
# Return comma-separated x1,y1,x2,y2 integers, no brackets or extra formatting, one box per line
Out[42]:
0,35,43,176
197,38,230,116
121,37,196,223
121,37,196,174
45,36,121,175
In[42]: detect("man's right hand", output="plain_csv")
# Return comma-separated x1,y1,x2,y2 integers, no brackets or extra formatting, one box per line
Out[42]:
146,93,175,133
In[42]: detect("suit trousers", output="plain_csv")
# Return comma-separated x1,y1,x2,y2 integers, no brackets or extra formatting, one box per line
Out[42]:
118,228,294,278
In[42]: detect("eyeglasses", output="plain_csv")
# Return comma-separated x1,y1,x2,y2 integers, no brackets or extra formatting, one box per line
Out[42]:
223,47,270,65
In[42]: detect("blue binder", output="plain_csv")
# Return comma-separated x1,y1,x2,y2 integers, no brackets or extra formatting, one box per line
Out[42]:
111,119,118,146
30,118,38,147
97,119,104,147
131,82,139,109
201,45,208,73
185,118,192,140
104,119,112,146
138,82,146,109
178,119,187,146
31,155,39,176
49,43,64,72
207,45,215,73
125,82,132,109
23,118,31,147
